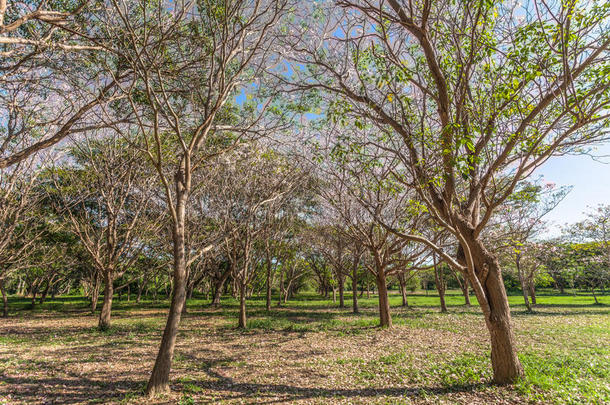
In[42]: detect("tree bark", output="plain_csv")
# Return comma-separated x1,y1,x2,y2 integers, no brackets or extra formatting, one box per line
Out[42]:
375,272,392,328
278,270,284,306
211,267,230,307
352,268,359,313
98,270,114,330
528,282,536,306
1,279,8,317
516,255,532,312
90,275,101,313
338,276,345,308
434,256,447,313
146,190,188,397
466,240,523,384
265,256,272,312
397,273,409,307
238,283,247,328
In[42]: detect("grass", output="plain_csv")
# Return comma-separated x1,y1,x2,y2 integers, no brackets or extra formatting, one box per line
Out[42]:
0,289,608,404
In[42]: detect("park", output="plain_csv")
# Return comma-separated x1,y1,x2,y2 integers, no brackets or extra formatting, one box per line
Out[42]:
1,0,609,404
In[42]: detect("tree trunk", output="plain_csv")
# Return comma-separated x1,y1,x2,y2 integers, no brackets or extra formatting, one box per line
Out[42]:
516,256,531,312
146,190,189,397
39,280,52,305
278,270,284,306
375,272,392,328
1,279,8,317
338,276,345,308
90,275,101,313
352,268,359,313
284,279,292,304
332,286,336,303
211,267,230,307
30,285,38,309
238,283,247,328
528,282,536,306
592,287,599,304
98,270,114,330
265,258,272,312
466,241,523,384
434,256,447,313
397,273,408,307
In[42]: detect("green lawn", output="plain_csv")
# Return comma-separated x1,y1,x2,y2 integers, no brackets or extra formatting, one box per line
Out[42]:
0,290,608,404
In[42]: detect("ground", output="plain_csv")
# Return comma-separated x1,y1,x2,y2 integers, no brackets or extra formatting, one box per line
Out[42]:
0,291,608,404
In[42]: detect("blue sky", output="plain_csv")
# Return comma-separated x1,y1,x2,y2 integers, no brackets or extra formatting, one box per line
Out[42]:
536,142,610,235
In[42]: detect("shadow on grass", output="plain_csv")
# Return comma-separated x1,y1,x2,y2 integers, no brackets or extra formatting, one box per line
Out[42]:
0,369,489,404
0,374,144,404
171,357,490,404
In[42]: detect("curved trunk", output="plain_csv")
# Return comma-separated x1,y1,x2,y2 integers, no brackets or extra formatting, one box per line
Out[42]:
375,272,392,328
98,270,114,330
146,194,188,397
466,239,523,384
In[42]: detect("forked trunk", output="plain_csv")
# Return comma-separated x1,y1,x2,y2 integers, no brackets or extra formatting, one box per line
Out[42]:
238,283,247,328
375,272,392,328
212,267,230,307
528,283,536,306
98,270,114,330
146,193,188,397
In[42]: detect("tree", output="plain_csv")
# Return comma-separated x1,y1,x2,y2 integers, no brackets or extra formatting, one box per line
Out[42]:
99,0,290,394
316,142,427,327
50,134,162,329
286,0,610,382
208,143,305,328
